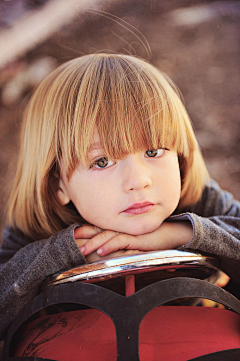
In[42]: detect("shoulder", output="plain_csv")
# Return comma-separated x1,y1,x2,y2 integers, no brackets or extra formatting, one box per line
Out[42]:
182,179,240,217
0,226,33,265
1,226,32,250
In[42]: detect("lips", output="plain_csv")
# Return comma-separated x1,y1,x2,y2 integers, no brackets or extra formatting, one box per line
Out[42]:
122,202,155,215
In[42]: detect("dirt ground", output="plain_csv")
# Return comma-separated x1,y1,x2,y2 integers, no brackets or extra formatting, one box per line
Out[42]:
0,0,239,237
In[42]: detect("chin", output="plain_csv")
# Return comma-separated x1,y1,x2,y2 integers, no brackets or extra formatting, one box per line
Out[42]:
124,222,161,236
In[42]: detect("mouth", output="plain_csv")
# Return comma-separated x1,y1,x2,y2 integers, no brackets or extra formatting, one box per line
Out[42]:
122,202,155,215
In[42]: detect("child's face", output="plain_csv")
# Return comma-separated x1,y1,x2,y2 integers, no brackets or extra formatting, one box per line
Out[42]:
58,134,181,236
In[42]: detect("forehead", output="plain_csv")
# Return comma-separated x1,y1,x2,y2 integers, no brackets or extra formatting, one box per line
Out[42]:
88,130,102,150
87,130,104,155
87,126,151,156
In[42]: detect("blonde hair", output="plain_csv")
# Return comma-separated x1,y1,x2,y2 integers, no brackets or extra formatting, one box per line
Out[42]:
7,53,209,239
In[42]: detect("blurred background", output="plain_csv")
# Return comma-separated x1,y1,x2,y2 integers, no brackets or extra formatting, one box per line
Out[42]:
0,0,239,237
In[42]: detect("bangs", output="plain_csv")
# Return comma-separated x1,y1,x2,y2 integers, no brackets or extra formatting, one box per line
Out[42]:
55,55,195,176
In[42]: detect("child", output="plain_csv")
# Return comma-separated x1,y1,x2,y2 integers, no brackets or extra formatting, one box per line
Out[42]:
1,53,240,339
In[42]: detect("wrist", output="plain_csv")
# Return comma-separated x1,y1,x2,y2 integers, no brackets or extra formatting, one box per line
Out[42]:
165,221,193,248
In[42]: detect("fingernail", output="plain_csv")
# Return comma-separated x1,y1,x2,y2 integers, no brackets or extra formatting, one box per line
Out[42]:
97,248,103,255
80,246,85,254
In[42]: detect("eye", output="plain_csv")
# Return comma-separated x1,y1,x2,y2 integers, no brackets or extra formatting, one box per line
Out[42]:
145,149,165,158
90,157,115,169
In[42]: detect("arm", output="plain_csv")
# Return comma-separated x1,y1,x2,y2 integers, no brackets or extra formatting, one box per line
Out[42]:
74,221,193,259
0,224,86,339
177,180,240,283
76,180,240,284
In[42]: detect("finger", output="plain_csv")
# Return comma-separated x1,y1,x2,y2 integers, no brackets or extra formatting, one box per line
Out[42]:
74,224,103,239
96,234,139,256
86,249,143,264
79,230,119,256
86,250,127,264
75,237,88,249
86,251,102,263
110,249,143,257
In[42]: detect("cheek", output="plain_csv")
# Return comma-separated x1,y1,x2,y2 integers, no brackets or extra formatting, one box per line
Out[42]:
62,169,115,225
163,159,181,208
173,164,181,192
172,162,181,194
73,181,115,224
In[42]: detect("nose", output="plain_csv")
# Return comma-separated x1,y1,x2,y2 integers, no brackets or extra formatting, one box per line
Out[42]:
121,154,152,192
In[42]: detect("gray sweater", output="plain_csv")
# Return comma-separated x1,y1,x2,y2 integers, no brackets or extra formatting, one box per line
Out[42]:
1,179,240,339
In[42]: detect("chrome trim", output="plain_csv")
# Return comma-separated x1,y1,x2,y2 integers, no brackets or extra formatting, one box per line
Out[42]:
42,250,219,290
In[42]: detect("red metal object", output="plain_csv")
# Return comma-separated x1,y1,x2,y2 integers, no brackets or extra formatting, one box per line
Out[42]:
14,306,240,361
125,275,135,296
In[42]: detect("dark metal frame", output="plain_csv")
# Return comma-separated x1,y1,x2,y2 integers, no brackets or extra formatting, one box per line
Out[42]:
2,277,240,361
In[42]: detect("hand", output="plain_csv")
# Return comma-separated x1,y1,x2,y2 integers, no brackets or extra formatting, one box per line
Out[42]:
74,221,193,258
85,249,143,263
74,225,143,263
74,224,103,249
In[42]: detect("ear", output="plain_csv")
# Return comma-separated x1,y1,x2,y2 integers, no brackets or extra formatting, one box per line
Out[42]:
57,179,71,205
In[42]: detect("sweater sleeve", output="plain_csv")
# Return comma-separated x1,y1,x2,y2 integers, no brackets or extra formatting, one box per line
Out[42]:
175,180,240,284
0,224,86,339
